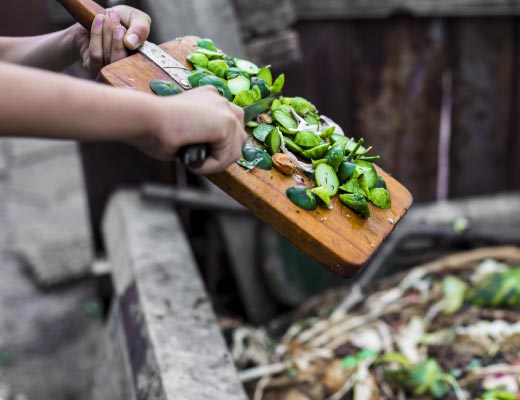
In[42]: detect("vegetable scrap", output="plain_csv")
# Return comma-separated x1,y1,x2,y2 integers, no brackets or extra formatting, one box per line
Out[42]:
222,246,520,400
149,38,391,218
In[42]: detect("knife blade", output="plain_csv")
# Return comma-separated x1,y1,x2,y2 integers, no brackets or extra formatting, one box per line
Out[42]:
138,41,192,90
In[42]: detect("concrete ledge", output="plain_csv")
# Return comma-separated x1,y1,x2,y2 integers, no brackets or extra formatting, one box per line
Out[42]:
102,190,247,400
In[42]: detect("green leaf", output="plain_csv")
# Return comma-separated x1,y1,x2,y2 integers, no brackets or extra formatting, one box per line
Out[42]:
341,355,360,369
440,276,467,314
375,351,411,367
480,390,517,400
407,359,448,398
468,267,520,308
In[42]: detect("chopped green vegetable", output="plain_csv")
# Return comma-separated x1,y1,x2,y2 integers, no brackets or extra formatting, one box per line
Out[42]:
257,66,273,86
369,188,391,209
233,88,262,107
150,80,181,96
197,38,218,51
311,186,331,208
227,76,250,96
294,131,321,148
250,77,270,98
339,193,370,217
207,59,229,78
235,58,260,75
315,163,339,196
272,108,297,131
242,141,272,170
253,124,275,142
199,75,233,100
301,143,329,160
286,186,317,210
187,52,208,68
271,73,285,94
265,127,281,155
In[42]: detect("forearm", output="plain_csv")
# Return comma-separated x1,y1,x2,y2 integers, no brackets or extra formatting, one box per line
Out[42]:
0,61,159,142
0,25,80,71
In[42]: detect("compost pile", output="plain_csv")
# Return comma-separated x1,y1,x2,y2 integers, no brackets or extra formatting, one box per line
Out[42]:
227,247,520,400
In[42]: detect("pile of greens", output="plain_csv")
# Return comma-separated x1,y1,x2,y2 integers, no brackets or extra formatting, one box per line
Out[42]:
150,38,391,218
226,249,520,400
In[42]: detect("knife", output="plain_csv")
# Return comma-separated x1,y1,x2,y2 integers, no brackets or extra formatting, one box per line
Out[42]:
57,0,279,169
57,0,192,90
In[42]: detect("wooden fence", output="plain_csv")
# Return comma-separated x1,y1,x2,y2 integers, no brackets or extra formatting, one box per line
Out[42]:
274,15,520,202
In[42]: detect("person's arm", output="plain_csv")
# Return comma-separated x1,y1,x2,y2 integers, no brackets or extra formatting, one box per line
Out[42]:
0,6,150,76
0,61,246,174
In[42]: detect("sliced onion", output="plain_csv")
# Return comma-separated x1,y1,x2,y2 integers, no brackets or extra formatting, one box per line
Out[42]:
320,115,345,136
278,128,314,174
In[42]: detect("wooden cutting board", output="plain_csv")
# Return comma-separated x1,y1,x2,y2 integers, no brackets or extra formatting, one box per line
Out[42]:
99,36,412,277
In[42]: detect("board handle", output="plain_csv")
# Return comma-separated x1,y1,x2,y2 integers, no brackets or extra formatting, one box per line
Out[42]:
56,0,106,30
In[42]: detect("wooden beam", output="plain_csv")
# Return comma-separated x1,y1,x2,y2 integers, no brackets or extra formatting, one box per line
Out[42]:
293,0,520,19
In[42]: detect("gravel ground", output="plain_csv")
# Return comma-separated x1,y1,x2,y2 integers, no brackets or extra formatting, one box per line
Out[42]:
0,219,102,400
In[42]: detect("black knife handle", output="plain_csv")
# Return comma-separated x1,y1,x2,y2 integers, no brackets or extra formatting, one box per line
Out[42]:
178,143,210,169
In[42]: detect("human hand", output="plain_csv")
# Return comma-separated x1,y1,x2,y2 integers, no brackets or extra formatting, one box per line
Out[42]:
73,6,151,78
136,86,247,174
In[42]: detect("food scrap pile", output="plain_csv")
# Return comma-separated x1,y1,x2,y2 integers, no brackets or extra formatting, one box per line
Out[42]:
150,38,391,218
223,247,520,400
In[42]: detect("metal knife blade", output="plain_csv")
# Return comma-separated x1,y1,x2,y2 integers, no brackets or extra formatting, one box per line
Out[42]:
138,41,192,90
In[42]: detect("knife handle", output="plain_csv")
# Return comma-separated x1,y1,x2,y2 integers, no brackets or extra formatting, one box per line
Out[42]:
178,144,211,170
56,0,105,30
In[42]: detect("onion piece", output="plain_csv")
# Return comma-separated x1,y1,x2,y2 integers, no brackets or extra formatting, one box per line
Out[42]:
278,128,314,174
320,115,345,136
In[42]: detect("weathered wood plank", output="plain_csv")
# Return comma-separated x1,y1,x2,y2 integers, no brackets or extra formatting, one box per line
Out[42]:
278,19,444,201
514,21,520,189
448,19,514,197
103,190,248,400
231,0,297,39
354,19,445,201
294,0,520,19
245,29,302,67
140,0,245,56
